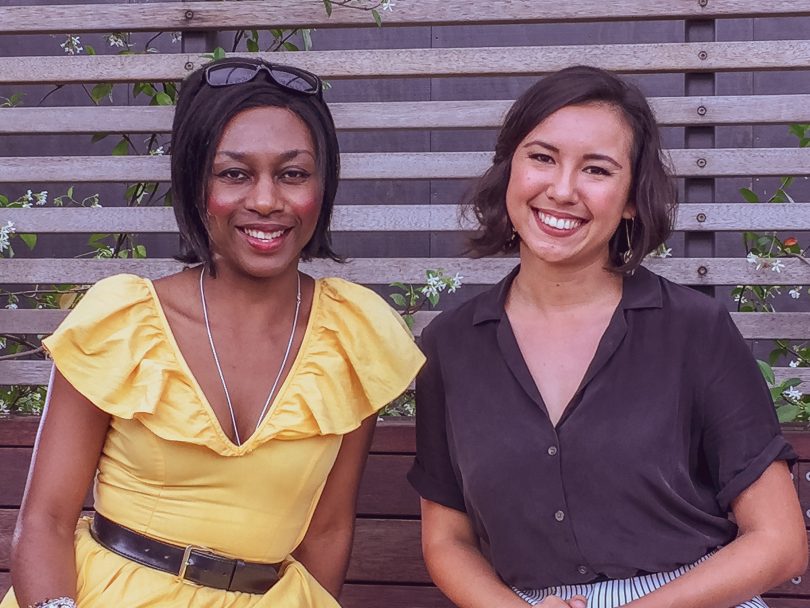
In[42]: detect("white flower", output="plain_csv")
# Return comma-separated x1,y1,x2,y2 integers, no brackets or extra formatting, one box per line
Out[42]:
0,337,5,349
381,0,396,10
784,386,803,402
0,402,9,416
149,146,165,156
106,33,126,48
0,220,16,253
22,190,33,202
60,34,84,55
790,288,801,299
4,302,17,310
657,246,672,258
746,252,763,269
171,32,183,44
790,360,801,368
421,285,440,299
448,273,463,293
34,190,47,206
771,259,785,273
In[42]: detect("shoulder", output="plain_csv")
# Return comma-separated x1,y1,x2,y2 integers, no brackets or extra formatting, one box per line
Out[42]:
653,271,729,325
420,286,493,347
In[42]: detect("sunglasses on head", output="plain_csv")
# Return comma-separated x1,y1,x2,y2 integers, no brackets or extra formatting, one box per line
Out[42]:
204,60,322,98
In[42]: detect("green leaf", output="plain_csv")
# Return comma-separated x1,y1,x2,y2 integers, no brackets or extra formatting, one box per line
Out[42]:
389,293,407,307
372,8,382,27
0,194,8,206
88,233,110,248
111,139,129,156
776,404,803,423
757,360,775,385
85,44,96,56
91,133,108,143
67,186,74,199
212,47,227,60
403,314,414,330
427,292,440,307
133,244,147,258
739,187,759,203
90,82,113,104
246,38,259,52
301,29,313,51
18,233,37,250
390,281,408,290
322,0,333,17
155,92,173,106
283,41,299,51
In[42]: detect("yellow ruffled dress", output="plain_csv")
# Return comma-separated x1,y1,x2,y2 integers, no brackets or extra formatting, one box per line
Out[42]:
2,274,424,608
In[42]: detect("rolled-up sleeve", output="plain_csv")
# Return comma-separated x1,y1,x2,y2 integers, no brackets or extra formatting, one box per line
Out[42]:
698,305,797,511
407,323,467,512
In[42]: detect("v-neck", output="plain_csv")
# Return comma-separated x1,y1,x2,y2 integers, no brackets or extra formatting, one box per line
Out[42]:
498,288,628,431
144,277,323,453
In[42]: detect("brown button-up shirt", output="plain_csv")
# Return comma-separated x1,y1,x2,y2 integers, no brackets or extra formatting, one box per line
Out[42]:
408,266,795,589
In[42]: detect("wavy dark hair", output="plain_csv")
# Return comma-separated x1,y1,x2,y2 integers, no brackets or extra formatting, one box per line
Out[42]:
171,56,341,273
466,65,675,273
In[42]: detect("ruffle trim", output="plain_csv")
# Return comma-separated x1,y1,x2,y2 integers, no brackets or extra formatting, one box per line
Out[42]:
43,274,424,456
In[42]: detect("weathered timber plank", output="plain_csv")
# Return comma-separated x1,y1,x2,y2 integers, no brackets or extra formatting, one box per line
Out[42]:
348,518,429,583
3,309,807,341
4,203,810,234
3,257,810,286
2,0,809,34
764,599,810,607
341,584,452,608
2,148,810,182
1,42,808,85
3,95,810,134
3,361,807,387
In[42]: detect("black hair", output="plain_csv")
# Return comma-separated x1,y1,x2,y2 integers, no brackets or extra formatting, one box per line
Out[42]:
466,65,675,272
171,57,341,272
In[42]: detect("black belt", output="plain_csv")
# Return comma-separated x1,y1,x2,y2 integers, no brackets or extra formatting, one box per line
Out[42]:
90,513,281,594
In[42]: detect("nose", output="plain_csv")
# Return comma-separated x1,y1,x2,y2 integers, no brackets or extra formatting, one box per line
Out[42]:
545,166,578,204
246,175,281,215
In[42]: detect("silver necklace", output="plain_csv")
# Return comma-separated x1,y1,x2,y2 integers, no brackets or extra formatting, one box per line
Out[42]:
199,266,302,446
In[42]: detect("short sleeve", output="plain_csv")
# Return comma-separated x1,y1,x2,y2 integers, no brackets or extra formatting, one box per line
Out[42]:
407,322,467,512
697,305,797,511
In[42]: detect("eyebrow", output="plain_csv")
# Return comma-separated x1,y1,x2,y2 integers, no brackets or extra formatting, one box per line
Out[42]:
215,149,316,162
523,139,624,170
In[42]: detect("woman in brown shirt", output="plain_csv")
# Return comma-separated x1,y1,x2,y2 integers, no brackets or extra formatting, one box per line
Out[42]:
409,66,806,608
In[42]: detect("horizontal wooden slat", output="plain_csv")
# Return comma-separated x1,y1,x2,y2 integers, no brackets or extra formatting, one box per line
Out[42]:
2,0,809,34
1,42,809,85
3,257,810,286
2,358,807,387
2,148,809,183
4,203,810,234
3,95,810,135
3,308,807,341
341,584,452,608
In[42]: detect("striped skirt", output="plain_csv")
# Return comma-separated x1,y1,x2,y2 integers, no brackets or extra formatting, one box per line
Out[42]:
513,554,768,608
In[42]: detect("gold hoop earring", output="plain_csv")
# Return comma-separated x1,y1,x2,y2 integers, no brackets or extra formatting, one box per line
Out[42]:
622,218,634,264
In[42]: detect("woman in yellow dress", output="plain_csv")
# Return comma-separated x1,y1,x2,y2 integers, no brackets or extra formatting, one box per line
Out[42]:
5,57,424,608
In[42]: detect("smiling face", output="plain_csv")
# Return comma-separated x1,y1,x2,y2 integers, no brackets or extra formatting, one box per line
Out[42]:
206,106,322,279
505,102,635,271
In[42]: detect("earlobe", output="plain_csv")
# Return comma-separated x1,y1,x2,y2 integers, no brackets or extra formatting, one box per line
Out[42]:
622,204,636,220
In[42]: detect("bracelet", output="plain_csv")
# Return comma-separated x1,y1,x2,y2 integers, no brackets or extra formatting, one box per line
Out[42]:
29,598,76,608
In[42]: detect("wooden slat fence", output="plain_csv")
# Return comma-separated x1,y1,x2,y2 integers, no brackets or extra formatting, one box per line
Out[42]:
1,1,809,605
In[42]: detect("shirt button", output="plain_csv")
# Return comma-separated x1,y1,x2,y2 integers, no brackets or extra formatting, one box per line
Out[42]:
547,446,558,456
554,510,565,522
578,565,588,575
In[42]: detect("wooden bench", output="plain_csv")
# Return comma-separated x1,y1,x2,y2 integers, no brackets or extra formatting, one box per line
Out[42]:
1,1,810,605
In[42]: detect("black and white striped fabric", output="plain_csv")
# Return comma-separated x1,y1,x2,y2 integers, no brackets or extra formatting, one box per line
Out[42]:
513,554,768,607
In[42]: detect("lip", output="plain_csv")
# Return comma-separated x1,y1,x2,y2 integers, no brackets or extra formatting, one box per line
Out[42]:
237,224,292,253
532,208,588,236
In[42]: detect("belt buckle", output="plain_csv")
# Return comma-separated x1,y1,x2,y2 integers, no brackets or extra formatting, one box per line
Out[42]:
177,544,216,585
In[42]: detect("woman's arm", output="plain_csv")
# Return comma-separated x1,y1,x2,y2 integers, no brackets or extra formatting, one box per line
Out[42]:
11,367,110,607
626,460,806,608
421,498,586,608
293,414,377,598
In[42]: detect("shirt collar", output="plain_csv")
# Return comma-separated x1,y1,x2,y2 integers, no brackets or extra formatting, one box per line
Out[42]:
471,263,662,326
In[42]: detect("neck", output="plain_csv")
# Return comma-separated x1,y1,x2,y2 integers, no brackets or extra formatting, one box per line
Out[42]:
511,249,623,314
201,261,301,325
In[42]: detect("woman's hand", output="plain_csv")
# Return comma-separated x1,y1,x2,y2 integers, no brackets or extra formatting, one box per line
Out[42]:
537,594,587,608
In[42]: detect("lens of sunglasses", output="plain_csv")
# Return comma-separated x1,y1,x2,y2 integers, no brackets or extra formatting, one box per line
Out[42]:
206,65,260,87
269,67,319,94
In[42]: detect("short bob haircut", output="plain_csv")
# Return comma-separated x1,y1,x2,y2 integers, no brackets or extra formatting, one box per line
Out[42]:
171,56,341,272
466,65,675,273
